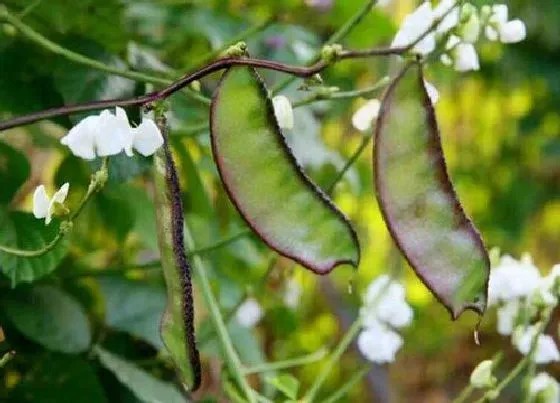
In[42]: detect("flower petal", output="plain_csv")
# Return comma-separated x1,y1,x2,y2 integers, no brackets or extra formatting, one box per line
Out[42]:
60,115,98,160
352,99,381,131
94,110,129,157
131,118,164,156
357,322,403,363
499,20,526,44
32,185,50,219
272,95,294,130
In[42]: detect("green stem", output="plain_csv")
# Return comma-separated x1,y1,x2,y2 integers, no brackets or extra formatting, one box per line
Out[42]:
453,384,475,403
323,365,370,403
186,17,274,70
0,232,63,257
0,158,108,257
272,0,378,94
0,351,15,368
303,277,392,402
303,318,363,402
184,224,256,403
242,348,327,375
327,133,372,194
292,76,390,108
188,230,251,256
0,9,209,106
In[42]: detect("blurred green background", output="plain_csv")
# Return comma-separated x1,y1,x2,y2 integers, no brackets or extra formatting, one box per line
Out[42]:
0,0,558,402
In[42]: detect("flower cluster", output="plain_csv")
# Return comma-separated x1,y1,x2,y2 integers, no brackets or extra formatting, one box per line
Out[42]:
487,253,559,364
60,107,163,160
392,2,526,72
468,252,559,398
357,275,413,363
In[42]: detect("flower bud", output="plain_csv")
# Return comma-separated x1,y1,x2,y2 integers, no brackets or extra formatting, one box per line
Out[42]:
459,4,480,43
499,20,526,43
272,96,294,130
470,360,496,389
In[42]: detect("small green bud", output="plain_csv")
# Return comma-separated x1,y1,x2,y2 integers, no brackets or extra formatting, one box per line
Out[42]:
59,221,74,234
470,360,496,389
190,80,201,92
92,168,108,190
321,44,343,63
2,23,16,36
51,202,70,218
223,41,248,58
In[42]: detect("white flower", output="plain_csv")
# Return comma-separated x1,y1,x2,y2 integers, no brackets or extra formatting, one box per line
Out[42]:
60,107,163,159
440,54,453,66
499,20,526,44
530,373,559,403
283,278,302,308
496,299,520,336
357,321,403,363
272,95,294,130
377,0,391,6
235,298,263,328
453,43,480,72
513,325,560,364
484,5,526,44
485,4,509,41
424,81,439,105
352,99,381,132
391,2,436,55
131,118,164,156
433,0,460,35
488,254,542,306
361,275,413,329
470,360,495,389
33,183,69,225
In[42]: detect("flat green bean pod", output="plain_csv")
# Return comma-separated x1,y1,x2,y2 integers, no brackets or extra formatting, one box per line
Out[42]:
375,63,490,319
153,116,201,391
210,66,360,274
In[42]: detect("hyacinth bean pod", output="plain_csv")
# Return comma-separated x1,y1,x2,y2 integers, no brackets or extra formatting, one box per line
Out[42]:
210,66,360,274
374,63,490,319
153,116,201,391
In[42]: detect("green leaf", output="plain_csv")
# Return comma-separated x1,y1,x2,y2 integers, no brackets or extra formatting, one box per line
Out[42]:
96,188,136,242
374,63,490,318
52,38,135,117
0,212,68,285
98,277,166,349
7,353,107,403
153,135,201,391
265,373,300,400
210,66,360,274
89,153,153,185
1,285,91,353
116,185,159,252
0,141,30,205
172,138,213,218
94,347,188,403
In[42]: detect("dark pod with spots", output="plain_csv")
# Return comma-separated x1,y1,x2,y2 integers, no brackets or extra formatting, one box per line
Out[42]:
153,116,201,391
210,66,360,274
374,63,490,319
